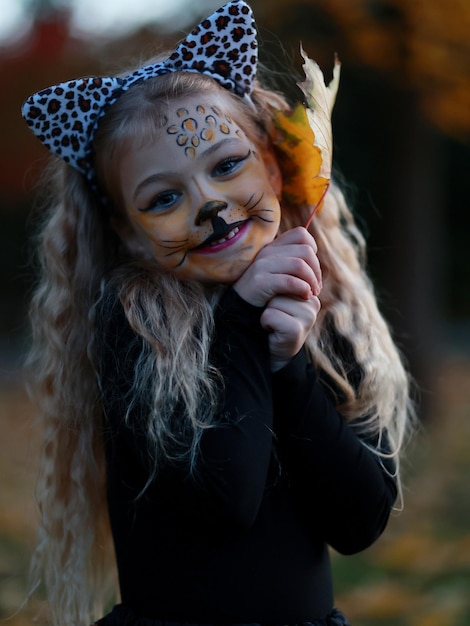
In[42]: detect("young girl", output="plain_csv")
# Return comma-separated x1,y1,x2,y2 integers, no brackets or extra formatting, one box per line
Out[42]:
22,2,414,625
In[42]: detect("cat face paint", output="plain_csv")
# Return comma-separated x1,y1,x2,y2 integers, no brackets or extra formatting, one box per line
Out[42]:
119,95,282,284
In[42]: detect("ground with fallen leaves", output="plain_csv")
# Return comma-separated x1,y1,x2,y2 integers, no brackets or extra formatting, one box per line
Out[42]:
1,356,469,625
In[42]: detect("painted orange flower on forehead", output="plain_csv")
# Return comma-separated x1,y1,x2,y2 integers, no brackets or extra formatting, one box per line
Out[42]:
271,49,341,227
164,104,243,159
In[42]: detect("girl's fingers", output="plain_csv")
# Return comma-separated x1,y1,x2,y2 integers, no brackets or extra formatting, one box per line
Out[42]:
256,255,321,294
233,227,322,307
234,262,318,307
269,226,318,253
260,295,321,370
261,295,321,333
258,245,322,286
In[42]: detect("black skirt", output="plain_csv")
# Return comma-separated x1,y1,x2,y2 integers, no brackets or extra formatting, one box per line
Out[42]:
94,605,351,626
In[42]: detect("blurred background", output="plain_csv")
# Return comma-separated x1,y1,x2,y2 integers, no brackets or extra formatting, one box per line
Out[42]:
0,0,469,624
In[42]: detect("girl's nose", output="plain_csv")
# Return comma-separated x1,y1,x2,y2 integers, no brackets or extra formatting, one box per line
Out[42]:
195,200,228,226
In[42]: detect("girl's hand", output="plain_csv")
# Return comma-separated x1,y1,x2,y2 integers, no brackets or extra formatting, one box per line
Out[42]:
233,227,322,307
260,293,321,371
233,227,322,371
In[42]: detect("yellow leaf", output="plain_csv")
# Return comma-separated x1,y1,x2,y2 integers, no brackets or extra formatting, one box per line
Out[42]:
270,50,340,220
272,104,327,207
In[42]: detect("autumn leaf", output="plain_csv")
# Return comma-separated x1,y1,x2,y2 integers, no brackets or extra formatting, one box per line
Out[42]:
298,47,341,181
271,49,340,224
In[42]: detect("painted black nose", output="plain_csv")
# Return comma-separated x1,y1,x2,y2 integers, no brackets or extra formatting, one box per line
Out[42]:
195,200,228,226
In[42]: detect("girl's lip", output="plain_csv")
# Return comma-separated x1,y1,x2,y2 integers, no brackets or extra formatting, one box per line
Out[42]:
193,220,249,255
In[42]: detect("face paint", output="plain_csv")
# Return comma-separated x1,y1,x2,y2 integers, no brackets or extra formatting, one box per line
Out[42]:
165,104,242,160
119,94,281,284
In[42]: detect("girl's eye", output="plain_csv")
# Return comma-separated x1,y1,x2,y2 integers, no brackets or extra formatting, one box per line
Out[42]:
213,150,251,177
140,191,181,213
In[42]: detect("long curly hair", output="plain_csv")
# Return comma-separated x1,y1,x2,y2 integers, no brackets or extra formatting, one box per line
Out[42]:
26,64,414,625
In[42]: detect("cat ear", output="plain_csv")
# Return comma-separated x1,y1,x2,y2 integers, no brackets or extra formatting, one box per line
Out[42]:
21,77,122,177
21,0,258,186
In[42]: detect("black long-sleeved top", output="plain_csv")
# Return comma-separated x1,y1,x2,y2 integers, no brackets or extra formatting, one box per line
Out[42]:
98,287,397,623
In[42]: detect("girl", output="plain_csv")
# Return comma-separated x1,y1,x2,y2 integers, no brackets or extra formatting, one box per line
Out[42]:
22,2,414,625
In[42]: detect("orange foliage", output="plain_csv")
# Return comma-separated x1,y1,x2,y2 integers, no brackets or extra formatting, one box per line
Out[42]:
264,0,470,142
272,104,328,208
332,0,470,139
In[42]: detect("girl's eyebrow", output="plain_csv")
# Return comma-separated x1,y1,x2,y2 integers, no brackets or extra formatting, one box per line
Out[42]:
132,137,246,202
133,171,178,202
198,137,243,159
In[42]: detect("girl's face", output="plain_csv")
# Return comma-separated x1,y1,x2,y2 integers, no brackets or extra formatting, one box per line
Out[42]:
118,94,282,284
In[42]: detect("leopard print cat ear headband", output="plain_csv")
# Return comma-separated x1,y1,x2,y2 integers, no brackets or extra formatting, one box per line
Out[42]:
21,0,257,185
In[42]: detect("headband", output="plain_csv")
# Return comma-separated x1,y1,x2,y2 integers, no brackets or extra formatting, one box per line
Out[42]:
21,0,257,184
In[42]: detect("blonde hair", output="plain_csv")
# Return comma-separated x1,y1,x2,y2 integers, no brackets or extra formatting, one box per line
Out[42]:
26,65,414,625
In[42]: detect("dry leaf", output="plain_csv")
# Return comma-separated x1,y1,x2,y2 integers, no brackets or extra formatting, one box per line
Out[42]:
271,49,341,224
298,47,341,181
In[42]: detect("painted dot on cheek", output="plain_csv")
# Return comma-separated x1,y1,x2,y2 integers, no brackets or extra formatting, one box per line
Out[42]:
212,106,222,117
219,123,230,134
177,134,188,146
196,105,206,114
236,129,243,138
167,125,178,135
191,135,200,147
205,115,217,127
185,146,196,159
177,108,189,117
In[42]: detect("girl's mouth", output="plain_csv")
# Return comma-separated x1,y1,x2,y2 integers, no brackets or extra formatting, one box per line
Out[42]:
193,220,249,255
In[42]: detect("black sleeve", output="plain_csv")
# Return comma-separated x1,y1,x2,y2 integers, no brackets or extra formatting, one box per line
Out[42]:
98,287,275,529
272,348,398,555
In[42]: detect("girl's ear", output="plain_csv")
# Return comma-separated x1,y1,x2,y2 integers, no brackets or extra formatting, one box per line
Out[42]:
259,142,282,199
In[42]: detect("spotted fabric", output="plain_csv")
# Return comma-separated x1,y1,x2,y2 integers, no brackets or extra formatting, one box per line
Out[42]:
21,0,257,182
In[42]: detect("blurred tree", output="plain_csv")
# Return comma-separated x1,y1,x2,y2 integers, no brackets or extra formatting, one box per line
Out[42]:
0,5,82,354
250,0,470,142
1,5,82,201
